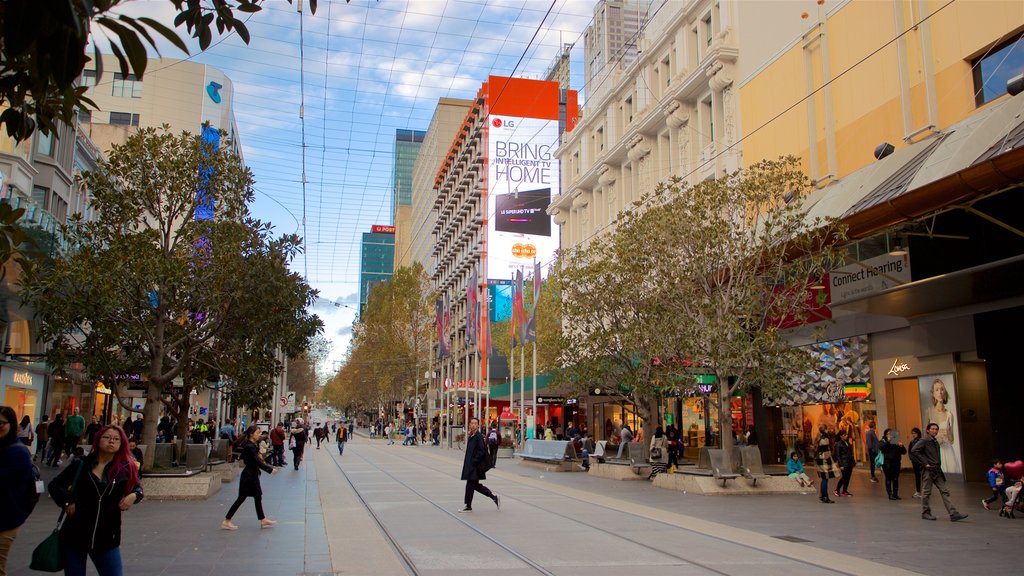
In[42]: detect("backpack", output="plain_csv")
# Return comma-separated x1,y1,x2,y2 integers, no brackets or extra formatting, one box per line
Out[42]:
487,430,499,446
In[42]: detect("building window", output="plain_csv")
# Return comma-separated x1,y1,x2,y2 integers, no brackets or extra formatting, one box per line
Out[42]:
36,130,54,156
112,72,143,98
81,69,97,87
972,33,1024,107
703,14,713,47
625,95,633,123
77,110,92,123
109,112,140,126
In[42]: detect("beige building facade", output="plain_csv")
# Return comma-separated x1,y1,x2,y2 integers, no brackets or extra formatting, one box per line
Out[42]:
79,55,241,156
553,0,739,248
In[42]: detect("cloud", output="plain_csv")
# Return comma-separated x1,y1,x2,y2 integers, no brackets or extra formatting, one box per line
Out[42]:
335,325,354,337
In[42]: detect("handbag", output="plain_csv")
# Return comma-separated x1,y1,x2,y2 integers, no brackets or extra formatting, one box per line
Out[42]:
874,450,884,468
30,461,83,572
650,447,663,460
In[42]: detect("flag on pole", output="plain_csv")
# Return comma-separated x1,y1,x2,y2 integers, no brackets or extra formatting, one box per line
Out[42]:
511,269,526,348
436,295,451,358
466,268,477,345
523,261,541,343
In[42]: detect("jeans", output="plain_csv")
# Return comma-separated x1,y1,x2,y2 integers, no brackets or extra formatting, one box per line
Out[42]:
337,441,345,455
836,466,853,494
63,546,123,576
819,477,829,499
868,449,878,477
272,444,285,466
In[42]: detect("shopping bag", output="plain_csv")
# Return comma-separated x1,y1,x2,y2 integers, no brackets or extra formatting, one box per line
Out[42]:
874,450,884,468
29,520,64,572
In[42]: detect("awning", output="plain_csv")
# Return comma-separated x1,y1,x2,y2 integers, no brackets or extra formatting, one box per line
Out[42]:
802,91,1024,240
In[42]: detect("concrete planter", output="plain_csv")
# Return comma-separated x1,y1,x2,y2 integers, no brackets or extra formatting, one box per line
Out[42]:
496,447,514,459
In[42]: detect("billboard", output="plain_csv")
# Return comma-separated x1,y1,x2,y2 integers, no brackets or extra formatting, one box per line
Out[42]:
486,114,559,281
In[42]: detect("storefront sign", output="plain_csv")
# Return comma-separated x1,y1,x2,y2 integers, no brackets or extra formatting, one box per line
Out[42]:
830,253,911,305
1,368,42,389
536,396,565,404
371,224,396,234
887,358,911,376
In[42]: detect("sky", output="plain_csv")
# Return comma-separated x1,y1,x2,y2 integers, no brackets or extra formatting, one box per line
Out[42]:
111,0,598,375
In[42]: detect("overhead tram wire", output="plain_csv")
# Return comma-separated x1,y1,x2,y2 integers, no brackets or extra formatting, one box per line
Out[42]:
298,0,310,281
317,0,336,258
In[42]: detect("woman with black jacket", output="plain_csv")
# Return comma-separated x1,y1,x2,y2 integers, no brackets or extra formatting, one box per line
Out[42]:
221,425,278,530
833,429,855,497
49,424,143,576
879,429,907,500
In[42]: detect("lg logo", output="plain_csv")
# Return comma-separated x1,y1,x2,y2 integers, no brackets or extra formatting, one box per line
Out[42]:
491,118,515,128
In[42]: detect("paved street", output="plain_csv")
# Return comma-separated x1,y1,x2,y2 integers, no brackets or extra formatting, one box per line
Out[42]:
7,434,1021,575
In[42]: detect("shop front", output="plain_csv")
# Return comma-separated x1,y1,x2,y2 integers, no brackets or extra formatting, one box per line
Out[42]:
0,363,47,425
767,336,876,466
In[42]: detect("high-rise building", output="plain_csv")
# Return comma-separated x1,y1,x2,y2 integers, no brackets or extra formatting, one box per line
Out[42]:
78,55,241,157
583,0,653,99
359,226,396,318
392,129,425,272
401,98,473,272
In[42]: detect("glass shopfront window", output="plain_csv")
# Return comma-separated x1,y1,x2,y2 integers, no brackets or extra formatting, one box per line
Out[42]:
3,386,37,423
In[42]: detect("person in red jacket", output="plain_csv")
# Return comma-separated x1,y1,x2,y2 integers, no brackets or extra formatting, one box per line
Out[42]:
269,423,286,467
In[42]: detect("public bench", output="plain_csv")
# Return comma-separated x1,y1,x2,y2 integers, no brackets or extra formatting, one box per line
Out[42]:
739,446,770,485
601,441,644,464
208,439,230,466
515,439,577,463
185,443,208,473
708,448,740,486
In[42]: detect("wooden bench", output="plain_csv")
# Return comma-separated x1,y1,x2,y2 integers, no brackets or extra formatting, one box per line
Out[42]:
515,439,577,464
708,448,740,486
739,446,770,485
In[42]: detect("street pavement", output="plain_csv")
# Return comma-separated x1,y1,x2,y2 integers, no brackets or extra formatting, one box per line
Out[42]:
7,433,1021,575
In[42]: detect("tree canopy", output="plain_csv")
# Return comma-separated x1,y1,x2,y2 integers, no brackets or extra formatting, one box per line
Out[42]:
20,125,322,468
321,264,433,419
552,157,846,466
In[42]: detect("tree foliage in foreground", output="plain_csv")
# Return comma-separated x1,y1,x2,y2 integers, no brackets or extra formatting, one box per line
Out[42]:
20,126,322,469
321,264,433,418
553,157,847,467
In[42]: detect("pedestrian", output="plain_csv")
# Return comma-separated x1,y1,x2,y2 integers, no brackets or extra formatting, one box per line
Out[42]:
49,424,143,575
314,424,324,449
910,422,968,521
787,451,813,488
219,419,237,443
744,425,758,446
865,420,880,483
34,415,49,462
336,423,347,455
982,459,1007,510
270,422,286,467
131,415,143,441
85,416,103,446
666,428,680,474
879,429,906,500
221,425,279,530
47,413,65,467
64,407,86,458
385,424,394,445
617,425,633,459
814,425,836,503
459,418,499,513
486,423,500,467
833,429,855,497
648,426,668,479
16,414,33,448
0,406,37,576
908,427,924,498
290,419,308,470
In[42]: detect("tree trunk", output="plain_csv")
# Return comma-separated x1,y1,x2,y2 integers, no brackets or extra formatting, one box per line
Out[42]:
719,383,736,472
140,382,163,471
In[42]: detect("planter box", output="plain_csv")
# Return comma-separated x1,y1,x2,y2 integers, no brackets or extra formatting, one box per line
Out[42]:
496,447,514,459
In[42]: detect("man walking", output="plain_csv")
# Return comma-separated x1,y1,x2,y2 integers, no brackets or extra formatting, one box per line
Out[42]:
459,418,499,513
336,423,347,456
270,422,286,467
865,420,880,483
63,407,85,458
910,422,968,522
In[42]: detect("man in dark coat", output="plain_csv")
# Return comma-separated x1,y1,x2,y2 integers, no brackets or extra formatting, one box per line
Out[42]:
910,422,967,522
459,417,499,513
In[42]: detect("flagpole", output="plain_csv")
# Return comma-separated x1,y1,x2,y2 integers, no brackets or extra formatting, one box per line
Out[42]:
532,340,537,437
520,335,526,438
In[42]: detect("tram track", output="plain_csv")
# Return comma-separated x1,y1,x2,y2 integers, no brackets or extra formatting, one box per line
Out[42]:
323,443,855,576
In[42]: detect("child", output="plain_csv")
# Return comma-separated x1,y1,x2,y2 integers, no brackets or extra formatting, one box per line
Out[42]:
787,451,813,488
983,459,1006,509
1001,480,1022,517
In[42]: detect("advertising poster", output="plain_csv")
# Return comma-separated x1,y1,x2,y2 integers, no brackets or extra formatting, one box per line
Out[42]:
486,114,560,281
919,374,962,474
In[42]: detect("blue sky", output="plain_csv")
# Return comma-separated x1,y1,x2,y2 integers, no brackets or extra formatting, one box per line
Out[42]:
111,0,595,372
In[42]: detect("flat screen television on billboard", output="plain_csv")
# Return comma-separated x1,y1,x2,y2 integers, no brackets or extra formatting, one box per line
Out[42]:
494,188,551,237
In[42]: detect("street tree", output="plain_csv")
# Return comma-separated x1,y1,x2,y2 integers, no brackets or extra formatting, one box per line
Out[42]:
0,0,323,142
490,275,564,382
553,158,846,463
20,126,322,469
